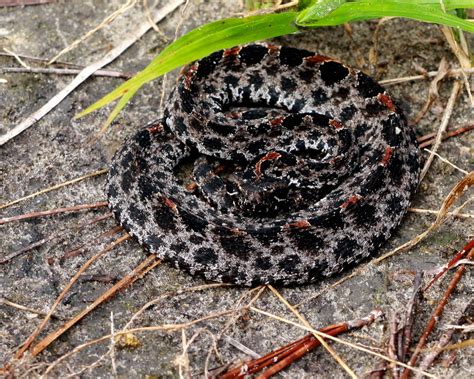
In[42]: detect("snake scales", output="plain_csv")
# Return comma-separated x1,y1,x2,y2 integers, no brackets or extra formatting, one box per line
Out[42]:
107,44,420,286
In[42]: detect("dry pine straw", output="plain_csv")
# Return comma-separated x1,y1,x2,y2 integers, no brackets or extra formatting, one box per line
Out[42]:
1,82,472,373
1,173,472,377
2,71,473,379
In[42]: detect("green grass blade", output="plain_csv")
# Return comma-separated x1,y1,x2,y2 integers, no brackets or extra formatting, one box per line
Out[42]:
100,87,138,133
298,0,317,10
77,11,299,119
296,0,346,19
354,0,474,11
443,0,474,10
297,0,474,21
303,0,474,12
296,2,474,33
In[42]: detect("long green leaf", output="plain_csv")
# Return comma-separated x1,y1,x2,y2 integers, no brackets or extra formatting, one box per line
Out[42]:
77,11,299,119
296,0,346,20
362,0,474,11
301,0,474,13
360,0,474,11
298,0,318,9
297,2,474,32
100,87,138,134
297,0,348,18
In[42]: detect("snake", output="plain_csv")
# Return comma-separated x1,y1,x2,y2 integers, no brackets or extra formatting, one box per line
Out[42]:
107,44,420,286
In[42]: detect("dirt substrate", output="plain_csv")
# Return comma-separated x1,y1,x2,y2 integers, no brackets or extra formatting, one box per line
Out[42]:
1,1,473,377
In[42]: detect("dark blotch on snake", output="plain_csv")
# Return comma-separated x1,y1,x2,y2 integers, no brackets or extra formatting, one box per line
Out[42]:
312,88,329,104
279,46,314,67
278,254,302,274
181,212,209,234
353,203,378,226
293,231,324,253
281,76,297,92
220,235,252,260
340,105,357,122
196,51,222,77
356,72,385,98
382,115,403,146
336,237,360,258
239,44,268,65
194,248,218,265
319,61,349,85
366,101,387,116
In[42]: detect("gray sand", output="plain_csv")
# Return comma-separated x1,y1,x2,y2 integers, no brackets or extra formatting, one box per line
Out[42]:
1,1,472,377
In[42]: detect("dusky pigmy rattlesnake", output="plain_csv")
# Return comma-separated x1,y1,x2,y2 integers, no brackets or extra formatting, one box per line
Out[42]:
107,44,420,286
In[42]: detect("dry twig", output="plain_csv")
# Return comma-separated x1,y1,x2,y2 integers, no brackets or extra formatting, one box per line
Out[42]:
48,0,138,64
58,224,122,262
407,207,473,219
109,312,118,378
379,67,474,86
402,272,424,363
440,26,473,106
0,213,113,264
31,251,159,356
388,312,402,379
0,51,133,76
203,286,266,376
0,298,63,320
122,283,231,331
0,0,184,146
410,58,449,125
414,303,471,379
252,307,437,378
400,242,474,379
419,80,462,182
0,0,54,6
423,148,468,175
1,66,132,78
3,48,30,68
373,171,474,264
0,168,108,210
249,307,436,378
218,308,383,379
40,308,241,377
12,233,130,361
0,202,108,225
417,123,474,149
59,283,231,377
267,285,357,378
423,239,474,293
224,335,260,359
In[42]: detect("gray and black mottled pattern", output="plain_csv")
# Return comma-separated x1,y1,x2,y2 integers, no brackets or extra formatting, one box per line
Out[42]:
107,44,420,286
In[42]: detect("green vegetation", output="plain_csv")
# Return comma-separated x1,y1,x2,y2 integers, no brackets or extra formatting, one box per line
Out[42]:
78,0,473,127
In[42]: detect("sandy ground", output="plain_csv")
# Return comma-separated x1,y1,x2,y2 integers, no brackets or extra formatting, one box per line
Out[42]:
1,1,473,377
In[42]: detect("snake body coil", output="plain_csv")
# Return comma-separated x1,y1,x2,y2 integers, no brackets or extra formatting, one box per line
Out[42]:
107,44,420,286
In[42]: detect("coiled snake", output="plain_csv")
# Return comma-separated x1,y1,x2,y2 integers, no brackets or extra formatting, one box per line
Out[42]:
107,44,420,286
